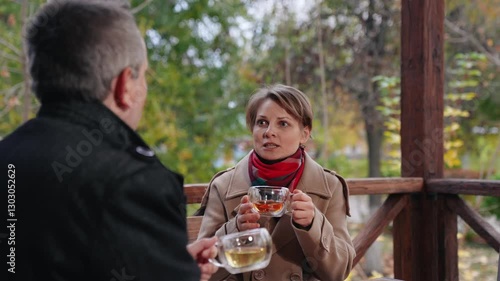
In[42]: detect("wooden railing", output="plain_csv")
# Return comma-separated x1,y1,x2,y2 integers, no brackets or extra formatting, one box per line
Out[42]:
185,177,500,280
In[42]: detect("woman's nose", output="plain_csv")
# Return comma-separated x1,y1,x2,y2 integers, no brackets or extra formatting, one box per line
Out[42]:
263,126,276,138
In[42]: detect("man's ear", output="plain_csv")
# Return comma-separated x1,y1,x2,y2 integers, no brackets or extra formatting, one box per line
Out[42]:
112,67,133,110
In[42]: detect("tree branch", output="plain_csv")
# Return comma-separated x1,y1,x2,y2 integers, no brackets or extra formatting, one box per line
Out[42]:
0,82,23,119
444,18,500,66
0,50,19,62
0,37,21,56
131,0,153,14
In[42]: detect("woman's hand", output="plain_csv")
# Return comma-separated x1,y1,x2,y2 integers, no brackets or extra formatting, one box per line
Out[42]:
186,236,218,281
236,195,260,231
290,190,315,229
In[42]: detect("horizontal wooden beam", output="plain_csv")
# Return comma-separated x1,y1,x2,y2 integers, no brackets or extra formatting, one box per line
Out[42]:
184,183,208,204
184,177,424,204
348,177,423,195
427,179,500,196
446,195,500,252
353,194,409,266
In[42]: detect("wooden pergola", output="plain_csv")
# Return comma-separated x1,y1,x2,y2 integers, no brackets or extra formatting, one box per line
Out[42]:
398,0,448,279
184,1,500,280
358,0,500,280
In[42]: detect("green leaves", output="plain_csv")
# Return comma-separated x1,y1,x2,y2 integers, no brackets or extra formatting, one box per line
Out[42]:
131,0,250,182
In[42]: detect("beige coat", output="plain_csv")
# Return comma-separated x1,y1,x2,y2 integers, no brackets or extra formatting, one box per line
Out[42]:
197,152,355,281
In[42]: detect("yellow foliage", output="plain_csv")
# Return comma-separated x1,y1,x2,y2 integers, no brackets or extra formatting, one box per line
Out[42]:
458,249,471,258
388,150,400,158
444,149,461,168
444,106,470,117
194,136,204,144
369,271,383,278
444,139,464,150
179,149,193,161
445,122,461,133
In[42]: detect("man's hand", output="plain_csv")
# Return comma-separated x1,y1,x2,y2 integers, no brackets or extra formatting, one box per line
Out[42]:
187,237,218,281
236,195,260,231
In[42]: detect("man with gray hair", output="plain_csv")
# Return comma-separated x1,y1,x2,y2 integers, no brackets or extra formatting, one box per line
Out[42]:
0,1,217,280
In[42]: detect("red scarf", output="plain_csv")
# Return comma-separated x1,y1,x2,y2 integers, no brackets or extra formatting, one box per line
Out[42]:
248,147,305,192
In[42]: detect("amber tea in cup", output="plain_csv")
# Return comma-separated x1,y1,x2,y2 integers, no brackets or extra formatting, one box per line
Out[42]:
248,186,290,217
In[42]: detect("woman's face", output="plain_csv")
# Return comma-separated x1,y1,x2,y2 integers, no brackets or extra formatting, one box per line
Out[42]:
252,99,310,161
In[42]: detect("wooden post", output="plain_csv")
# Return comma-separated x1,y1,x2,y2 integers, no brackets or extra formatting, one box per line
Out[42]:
395,0,447,280
441,195,458,280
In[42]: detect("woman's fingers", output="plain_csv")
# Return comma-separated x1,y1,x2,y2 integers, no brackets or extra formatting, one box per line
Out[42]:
236,211,260,231
240,195,250,204
290,190,315,228
238,202,254,214
236,195,260,231
237,216,260,231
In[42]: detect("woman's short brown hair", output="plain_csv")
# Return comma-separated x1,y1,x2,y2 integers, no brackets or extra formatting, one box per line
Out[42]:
245,84,313,131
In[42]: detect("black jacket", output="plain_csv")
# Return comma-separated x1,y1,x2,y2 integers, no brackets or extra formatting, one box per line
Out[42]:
0,100,199,281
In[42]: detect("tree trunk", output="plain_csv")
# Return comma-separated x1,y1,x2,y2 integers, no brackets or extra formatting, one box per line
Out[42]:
21,0,30,122
363,109,385,275
362,0,387,274
317,0,329,164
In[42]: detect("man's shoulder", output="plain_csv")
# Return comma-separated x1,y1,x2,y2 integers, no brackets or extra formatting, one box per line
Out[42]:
0,118,52,160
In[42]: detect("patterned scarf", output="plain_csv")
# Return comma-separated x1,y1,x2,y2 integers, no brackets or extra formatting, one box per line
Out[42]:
248,147,305,192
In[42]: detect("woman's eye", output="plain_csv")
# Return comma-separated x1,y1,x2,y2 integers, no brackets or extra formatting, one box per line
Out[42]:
279,121,289,127
256,119,268,126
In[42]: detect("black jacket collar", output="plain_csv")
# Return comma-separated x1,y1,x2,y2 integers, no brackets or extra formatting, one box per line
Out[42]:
38,100,156,161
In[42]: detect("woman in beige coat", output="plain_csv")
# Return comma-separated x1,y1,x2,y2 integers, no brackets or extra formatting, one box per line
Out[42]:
197,84,355,281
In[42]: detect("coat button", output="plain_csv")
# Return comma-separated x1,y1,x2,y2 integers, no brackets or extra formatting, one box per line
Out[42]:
322,236,329,250
290,273,301,281
253,270,265,280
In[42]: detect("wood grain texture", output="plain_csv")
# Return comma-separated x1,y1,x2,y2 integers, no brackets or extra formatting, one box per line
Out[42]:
184,183,209,204
353,194,409,266
399,0,445,278
440,195,458,281
187,216,203,243
393,198,412,280
446,195,500,252
348,177,423,195
427,179,500,196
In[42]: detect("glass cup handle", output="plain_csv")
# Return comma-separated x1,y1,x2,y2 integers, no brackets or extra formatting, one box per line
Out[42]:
208,258,224,268
285,193,293,214
208,242,225,268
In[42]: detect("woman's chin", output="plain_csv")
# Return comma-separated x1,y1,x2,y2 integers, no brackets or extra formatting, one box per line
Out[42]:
257,151,281,160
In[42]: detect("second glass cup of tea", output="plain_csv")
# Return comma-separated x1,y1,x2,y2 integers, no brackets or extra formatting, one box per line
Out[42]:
209,228,272,274
248,186,290,217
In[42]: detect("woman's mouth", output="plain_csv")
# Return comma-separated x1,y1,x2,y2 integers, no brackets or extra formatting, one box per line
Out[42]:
263,143,278,148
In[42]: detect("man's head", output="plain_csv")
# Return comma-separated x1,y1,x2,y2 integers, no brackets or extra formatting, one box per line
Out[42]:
25,0,148,129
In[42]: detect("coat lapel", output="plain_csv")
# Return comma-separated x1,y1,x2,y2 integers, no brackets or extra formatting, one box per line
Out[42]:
226,153,252,200
269,153,333,254
295,153,332,198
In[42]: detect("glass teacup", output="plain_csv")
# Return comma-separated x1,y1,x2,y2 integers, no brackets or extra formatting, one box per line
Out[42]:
209,228,272,274
248,186,290,217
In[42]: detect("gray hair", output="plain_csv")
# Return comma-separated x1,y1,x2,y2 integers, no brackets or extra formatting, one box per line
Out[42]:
25,0,145,102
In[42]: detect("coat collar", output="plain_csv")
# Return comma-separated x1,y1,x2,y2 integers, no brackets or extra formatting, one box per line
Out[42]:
38,100,156,162
225,150,333,200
